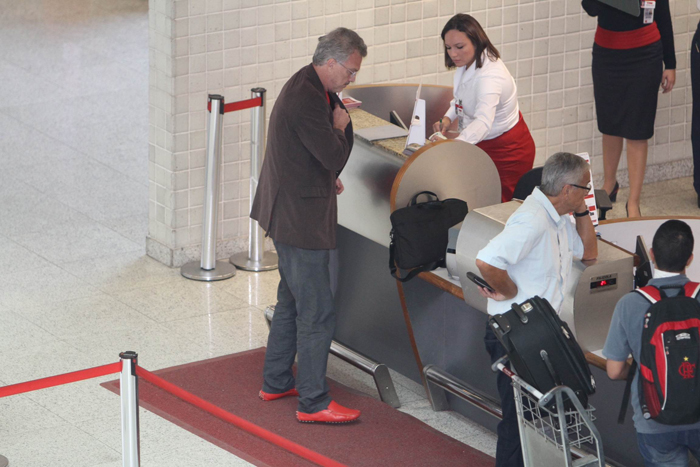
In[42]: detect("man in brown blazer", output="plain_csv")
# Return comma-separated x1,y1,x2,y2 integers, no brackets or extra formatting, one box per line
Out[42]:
251,28,367,424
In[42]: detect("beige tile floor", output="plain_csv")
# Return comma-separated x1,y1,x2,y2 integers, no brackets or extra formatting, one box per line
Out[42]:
0,1,497,465
602,177,700,220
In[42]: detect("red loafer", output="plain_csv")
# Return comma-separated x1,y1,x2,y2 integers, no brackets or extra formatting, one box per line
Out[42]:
259,388,299,401
296,401,361,424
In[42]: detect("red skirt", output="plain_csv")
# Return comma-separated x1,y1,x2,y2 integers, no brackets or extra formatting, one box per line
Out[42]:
476,113,536,202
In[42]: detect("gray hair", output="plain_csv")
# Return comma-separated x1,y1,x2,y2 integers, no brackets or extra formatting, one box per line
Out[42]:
312,27,367,66
540,152,590,196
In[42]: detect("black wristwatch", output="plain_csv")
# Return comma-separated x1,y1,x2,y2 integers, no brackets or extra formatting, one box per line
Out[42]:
574,210,589,218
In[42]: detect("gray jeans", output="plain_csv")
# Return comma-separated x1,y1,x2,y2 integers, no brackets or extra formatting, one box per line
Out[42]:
262,240,335,414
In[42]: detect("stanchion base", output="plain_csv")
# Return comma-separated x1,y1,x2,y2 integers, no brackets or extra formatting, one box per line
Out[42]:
230,251,279,271
181,260,237,281
0,454,8,467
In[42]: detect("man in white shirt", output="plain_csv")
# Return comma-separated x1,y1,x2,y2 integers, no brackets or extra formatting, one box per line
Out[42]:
475,152,598,467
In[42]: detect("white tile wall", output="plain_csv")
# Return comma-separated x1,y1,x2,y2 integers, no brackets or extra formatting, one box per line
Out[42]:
148,0,700,265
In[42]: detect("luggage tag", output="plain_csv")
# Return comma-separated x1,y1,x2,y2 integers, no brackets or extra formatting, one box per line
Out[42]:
642,0,655,24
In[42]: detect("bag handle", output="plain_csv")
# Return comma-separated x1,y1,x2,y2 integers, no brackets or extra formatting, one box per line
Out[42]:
408,191,439,206
659,284,684,298
510,302,529,324
540,349,562,386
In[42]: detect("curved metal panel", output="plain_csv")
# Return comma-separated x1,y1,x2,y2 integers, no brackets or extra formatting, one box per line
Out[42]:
391,140,501,213
337,138,404,247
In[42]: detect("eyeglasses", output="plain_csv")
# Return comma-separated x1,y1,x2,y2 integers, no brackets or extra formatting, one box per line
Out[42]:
570,183,591,192
337,61,358,78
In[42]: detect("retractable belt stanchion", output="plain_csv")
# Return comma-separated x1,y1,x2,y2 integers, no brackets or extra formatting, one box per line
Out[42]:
230,88,278,271
120,351,140,467
0,350,347,466
181,95,237,281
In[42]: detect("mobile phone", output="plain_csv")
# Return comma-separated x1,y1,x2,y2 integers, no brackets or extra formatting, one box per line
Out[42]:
466,271,495,293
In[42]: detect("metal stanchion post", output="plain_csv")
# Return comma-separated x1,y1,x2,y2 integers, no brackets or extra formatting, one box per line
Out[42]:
0,455,7,467
230,88,278,271
182,95,237,281
120,351,140,467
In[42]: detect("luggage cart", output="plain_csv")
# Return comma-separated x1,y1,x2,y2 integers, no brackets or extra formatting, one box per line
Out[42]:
494,358,605,467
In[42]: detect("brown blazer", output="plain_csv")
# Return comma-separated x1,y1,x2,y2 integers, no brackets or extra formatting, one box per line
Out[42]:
250,64,354,250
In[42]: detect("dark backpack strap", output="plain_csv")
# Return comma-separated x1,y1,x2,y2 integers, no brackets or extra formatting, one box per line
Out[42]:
622,286,658,423
618,360,638,424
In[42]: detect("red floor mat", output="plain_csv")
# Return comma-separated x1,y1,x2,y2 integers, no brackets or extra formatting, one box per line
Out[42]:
102,348,494,467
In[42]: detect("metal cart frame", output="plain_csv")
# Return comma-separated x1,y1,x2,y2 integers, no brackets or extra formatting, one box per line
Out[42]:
494,358,605,467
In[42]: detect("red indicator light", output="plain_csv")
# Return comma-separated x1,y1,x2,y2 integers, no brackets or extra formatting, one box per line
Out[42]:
600,280,607,286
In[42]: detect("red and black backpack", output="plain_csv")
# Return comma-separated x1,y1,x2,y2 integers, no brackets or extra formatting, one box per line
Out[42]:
632,282,700,425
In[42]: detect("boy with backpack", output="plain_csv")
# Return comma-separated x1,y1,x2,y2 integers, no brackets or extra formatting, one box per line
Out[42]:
604,220,700,466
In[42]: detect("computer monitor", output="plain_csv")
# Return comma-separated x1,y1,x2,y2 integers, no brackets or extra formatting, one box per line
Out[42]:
635,235,653,288
389,110,408,131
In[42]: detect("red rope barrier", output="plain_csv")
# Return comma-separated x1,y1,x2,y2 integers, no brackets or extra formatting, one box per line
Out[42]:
206,97,262,113
0,362,122,398
224,97,262,113
135,366,347,467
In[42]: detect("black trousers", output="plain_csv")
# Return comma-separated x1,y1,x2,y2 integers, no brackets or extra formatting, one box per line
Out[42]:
692,21,700,195
484,323,525,467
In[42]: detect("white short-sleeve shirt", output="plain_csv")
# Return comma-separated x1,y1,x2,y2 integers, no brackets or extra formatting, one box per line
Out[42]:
476,188,585,315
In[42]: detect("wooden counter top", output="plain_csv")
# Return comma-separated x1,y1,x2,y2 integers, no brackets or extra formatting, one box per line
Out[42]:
419,268,608,371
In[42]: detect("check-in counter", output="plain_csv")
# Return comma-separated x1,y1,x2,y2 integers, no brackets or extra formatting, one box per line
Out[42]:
332,84,643,466
339,108,501,248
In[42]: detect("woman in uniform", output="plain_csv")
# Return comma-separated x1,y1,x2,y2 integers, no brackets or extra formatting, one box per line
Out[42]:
431,14,536,203
583,0,675,217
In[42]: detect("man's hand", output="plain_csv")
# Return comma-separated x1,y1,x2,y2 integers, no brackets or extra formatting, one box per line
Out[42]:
336,178,344,195
476,259,518,300
574,199,598,261
476,285,508,301
576,198,588,215
333,104,350,131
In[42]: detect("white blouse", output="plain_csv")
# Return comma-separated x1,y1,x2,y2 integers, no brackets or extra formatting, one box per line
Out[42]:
444,53,520,144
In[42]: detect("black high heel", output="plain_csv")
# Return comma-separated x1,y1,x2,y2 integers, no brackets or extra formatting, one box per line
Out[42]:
609,181,619,203
626,202,642,217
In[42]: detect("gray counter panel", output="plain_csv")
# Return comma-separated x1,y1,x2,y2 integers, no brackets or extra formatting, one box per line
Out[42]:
336,138,403,247
333,225,419,380
334,223,642,466
588,366,644,466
